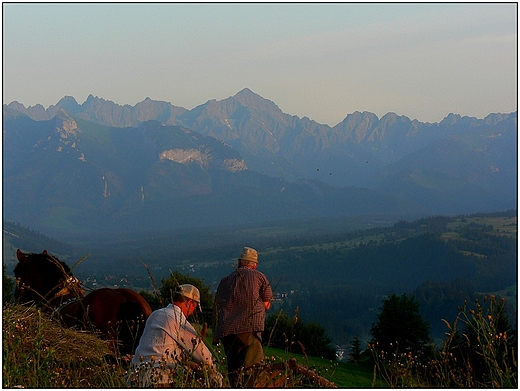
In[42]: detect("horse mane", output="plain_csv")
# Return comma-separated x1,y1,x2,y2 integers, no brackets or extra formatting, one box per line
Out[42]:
14,250,72,280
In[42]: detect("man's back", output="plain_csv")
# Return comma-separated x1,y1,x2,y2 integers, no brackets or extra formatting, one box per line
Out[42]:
214,266,272,339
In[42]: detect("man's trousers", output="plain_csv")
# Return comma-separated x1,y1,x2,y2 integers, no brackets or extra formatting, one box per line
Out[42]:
220,332,264,387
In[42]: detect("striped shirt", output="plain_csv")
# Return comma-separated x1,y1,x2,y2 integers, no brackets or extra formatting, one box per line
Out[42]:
213,266,273,339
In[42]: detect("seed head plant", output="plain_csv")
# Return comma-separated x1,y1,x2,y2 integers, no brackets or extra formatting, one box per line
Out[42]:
370,296,517,388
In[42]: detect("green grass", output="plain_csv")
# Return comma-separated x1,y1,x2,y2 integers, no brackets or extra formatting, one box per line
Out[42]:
263,347,385,387
447,215,517,237
201,323,382,387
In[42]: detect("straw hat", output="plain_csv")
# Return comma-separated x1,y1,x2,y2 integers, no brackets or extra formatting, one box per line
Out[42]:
238,247,258,264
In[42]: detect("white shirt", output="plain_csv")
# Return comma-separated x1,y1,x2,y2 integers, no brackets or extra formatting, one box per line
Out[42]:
131,303,214,368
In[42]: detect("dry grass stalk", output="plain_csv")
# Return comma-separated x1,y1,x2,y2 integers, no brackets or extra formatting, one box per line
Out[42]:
5,304,113,363
3,304,125,388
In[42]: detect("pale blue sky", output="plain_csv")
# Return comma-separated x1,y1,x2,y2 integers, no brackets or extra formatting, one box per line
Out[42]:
3,3,517,125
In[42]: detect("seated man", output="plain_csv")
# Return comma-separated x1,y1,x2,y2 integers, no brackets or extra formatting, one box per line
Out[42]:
127,284,222,387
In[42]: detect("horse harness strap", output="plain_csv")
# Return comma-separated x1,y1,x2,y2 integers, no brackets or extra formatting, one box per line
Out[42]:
53,275,82,298
52,295,83,317
46,278,88,326
17,274,84,310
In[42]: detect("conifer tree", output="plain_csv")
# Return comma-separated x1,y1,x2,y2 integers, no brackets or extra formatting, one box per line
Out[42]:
370,293,432,358
348,335,362,363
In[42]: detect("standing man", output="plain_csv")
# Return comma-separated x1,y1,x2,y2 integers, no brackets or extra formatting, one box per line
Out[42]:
213,246,273,387
128,284,222,387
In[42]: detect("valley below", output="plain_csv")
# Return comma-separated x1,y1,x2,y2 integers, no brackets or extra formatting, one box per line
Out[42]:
4,209,517,349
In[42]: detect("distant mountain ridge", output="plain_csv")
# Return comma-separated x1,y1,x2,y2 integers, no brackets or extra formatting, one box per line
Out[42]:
3,89,516,237
6,89,516,185
5,95,187,127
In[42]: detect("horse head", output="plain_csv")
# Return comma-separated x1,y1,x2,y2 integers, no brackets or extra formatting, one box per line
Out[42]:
14,249,85,309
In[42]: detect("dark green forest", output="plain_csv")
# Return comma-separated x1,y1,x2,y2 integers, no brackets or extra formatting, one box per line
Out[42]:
4,210,517,345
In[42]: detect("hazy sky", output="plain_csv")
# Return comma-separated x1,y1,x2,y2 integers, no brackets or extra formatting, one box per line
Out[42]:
3,3,517,125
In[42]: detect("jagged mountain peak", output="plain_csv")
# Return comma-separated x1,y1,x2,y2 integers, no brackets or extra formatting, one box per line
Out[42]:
56,96,79,106
440,113,463,125
233,87,261,102
379,112,411,123
334,111,379,143
84,94,100,104
483,112,517,125
82,94,131,109
51,97,81,116
3,104,27,120
232,88,282,114
338,110,379,128
5,101,48,120
439,112,483,127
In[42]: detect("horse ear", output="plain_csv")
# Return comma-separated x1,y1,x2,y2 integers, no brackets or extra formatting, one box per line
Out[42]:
42,250,48,255
16,249,28,264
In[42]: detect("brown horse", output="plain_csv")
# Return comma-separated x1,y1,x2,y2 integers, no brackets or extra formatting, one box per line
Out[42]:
14,249,152,356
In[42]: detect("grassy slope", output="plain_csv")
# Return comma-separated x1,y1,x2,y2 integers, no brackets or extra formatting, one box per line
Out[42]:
200,323,382,388
263,346,384,387
4,304,381,388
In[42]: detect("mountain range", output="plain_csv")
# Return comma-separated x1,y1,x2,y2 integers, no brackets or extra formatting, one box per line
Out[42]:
3,89,517,238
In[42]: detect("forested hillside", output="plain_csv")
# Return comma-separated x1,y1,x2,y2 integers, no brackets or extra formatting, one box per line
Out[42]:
260,211,516,342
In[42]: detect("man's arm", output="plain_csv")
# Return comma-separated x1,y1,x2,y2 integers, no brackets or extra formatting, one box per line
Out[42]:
178,322,214,367
261,274,273,311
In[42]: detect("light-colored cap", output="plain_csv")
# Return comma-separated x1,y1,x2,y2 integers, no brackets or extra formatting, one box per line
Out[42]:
238,247,258,264
177,284,201,311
